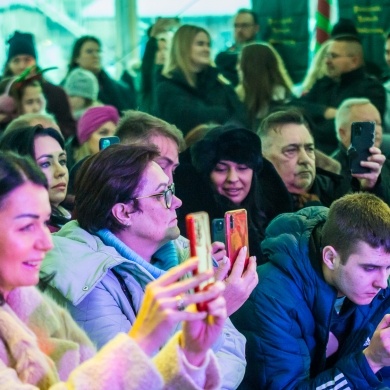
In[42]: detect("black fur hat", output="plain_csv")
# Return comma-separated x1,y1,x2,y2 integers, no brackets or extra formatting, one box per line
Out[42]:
190,123,263,175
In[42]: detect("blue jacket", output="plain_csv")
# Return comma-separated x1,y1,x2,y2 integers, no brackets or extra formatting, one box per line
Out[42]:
41,221,246,390
231,206,390,389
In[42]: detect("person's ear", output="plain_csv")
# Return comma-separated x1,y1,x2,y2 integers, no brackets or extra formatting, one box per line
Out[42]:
322,245,338,270
111,202,134,227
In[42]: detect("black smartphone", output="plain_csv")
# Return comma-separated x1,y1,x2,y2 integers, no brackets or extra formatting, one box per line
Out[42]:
211,218,225,244
348,121,375,174
99,136,120,151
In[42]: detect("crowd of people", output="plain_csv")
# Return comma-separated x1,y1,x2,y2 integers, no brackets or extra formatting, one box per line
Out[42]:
1,7,390,389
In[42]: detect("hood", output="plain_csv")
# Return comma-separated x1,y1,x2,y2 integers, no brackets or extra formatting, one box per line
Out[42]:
261,206,329,291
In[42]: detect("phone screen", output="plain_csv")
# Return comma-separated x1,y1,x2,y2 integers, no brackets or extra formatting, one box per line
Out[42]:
99,136,120,151
224,209,249,269
185,212,215,310
348,121,375,174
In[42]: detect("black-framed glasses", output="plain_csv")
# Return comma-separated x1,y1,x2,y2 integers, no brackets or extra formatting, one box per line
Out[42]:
134,183,175,209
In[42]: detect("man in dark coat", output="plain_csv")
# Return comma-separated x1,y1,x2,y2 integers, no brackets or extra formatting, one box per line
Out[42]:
296,34,385,154
215,9,259,86
333,97,390,205
258,108,385,210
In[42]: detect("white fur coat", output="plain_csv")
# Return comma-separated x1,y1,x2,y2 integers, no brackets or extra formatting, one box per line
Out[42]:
0,286,221,389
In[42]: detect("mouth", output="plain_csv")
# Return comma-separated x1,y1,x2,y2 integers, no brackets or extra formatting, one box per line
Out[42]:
52,183,67,190
296,171,312,177
22,260,42,269
223,188,242,196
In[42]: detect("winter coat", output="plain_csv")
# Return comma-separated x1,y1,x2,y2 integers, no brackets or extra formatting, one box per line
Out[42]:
231,206,390,389
0,285,221,389
41,221,246,390
154,67,247,135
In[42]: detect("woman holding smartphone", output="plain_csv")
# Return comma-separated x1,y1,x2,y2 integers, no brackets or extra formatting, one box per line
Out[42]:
176,123,291,264
0,150,225,389
41,143,246,389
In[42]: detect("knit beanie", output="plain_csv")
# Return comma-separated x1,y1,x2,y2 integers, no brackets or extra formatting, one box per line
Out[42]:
191,123,263,175
7,31,37,62
64,68,99,100
77,105,119,144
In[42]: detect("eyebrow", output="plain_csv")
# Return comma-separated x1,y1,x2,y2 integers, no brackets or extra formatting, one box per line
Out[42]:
283,143,314,148
15,213,39,219
36,152,66,160
154,182,168,192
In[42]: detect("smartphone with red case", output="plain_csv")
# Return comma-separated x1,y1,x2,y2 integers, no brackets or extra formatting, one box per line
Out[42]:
348,121,375,174
185,212,215,311
224,209,249,269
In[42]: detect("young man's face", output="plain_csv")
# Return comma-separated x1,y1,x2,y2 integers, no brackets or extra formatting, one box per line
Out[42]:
233,12,259,44
326,241,390,305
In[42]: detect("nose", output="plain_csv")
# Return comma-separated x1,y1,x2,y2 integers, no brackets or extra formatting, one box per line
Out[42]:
54,162,68,178
226,168,239,182
172,194,182,209
37,226,54,252
373,270,389,290
298,147,311,164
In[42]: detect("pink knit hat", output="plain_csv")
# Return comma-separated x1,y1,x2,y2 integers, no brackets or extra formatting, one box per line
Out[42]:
77,105,119,144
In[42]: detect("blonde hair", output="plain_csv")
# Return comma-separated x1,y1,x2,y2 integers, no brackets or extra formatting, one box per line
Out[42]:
301,40,331,93
162,24,211,87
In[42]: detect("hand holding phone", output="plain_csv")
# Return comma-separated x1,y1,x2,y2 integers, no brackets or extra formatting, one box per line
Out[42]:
348,121,375,174
211,218,225,244
224,209,249,270
186,212,215,311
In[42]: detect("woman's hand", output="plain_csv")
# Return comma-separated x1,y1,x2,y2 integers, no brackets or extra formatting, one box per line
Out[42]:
128,258,224,357
180,281,226,366
222,246,258,316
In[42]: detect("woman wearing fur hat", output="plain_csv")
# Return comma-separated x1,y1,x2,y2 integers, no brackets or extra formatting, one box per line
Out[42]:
175,123,292,264
0,150,224,389
2,31,76,139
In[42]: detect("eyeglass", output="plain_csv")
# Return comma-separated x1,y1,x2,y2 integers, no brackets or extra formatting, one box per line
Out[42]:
234,23,255,29
325,52,353,60
134,183,175,209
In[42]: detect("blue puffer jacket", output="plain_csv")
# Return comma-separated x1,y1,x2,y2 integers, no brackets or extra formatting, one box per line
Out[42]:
231,206,390,389
41,221,246,390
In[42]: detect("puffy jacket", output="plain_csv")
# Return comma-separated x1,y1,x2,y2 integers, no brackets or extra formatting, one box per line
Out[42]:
41,220,247,390
231,206,390,389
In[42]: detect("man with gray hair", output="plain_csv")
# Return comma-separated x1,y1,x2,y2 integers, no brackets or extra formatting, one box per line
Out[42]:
333,98,390,204
258,108,385,210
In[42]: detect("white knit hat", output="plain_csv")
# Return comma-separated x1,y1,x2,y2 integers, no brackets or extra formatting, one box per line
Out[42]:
64,68,99,100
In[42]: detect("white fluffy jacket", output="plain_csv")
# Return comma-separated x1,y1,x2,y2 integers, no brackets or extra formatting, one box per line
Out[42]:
0,286,221,389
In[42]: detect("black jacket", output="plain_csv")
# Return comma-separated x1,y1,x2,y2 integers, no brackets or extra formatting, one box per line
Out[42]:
296,67,386,154
153,67,247,135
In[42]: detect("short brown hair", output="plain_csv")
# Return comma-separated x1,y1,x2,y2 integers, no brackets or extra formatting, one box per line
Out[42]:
74,144,159,233
257,108,311,138
116,110,186,152
322,193,390,263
